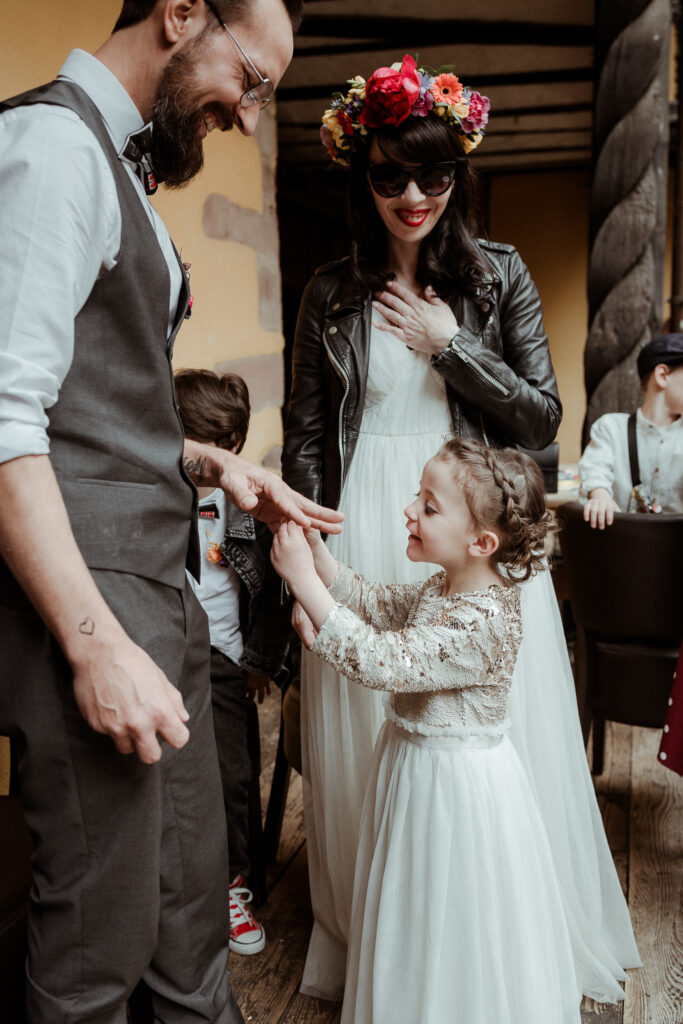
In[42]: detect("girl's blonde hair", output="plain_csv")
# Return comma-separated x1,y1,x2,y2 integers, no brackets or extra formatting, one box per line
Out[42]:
437,438,555,583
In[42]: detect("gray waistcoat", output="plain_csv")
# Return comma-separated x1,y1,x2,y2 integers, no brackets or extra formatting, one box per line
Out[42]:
1,80,199,587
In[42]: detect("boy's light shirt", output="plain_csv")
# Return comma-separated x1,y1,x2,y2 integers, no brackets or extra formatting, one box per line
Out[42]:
579,409,683,513
187,488,244,664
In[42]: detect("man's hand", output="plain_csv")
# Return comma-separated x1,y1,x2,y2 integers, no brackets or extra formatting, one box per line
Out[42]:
246,672,272,704
183,439,344,534
71,635,190,764
583,488,621,530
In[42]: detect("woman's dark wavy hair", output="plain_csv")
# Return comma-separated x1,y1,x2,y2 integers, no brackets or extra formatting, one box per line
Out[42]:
113,0,303,32
347,116,489,302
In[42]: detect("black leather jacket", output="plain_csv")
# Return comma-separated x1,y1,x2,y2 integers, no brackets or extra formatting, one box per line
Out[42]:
282,240,562,509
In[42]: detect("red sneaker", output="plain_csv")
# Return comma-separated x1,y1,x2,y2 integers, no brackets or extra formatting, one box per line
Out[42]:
229,876,266,955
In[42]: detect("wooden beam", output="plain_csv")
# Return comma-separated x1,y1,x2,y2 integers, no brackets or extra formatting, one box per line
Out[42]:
278,67,593,103
279,121,591,137
295,15,594,48
277,101,594,120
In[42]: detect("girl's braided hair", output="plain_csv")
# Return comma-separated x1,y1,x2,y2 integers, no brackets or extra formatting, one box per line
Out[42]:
437,438,556,583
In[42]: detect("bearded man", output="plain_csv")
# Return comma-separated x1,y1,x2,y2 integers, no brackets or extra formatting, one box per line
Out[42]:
0,2,342,1022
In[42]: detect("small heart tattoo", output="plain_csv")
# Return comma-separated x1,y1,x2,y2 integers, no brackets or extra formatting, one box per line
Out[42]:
79,618,95,636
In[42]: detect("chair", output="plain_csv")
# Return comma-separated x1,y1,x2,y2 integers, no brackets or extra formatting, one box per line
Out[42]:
520,442,559,493
555,502,683,774
263,648,301,865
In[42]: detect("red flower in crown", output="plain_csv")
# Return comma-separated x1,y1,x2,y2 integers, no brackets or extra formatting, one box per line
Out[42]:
360,55,421,128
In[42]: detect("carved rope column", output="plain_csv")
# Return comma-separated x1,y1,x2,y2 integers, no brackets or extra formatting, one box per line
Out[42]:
583,0,671,444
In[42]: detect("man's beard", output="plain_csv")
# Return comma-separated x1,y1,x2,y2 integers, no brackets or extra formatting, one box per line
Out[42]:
151,36,233,189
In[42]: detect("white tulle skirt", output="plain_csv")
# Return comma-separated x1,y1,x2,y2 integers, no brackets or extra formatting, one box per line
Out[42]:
300,569,641,1004
341,723,582,1024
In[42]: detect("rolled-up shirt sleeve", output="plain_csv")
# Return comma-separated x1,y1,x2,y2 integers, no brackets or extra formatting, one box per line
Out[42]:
578,414,622,502
0,104,118,463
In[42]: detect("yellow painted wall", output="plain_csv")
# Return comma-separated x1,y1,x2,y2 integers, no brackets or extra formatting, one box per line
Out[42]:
489,170,592,464
1,1,284,466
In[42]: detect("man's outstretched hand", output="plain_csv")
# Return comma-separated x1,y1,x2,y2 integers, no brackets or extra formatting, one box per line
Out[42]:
183,440,344,534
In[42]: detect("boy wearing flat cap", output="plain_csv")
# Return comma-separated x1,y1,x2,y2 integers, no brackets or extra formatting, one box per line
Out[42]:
579,333,683,528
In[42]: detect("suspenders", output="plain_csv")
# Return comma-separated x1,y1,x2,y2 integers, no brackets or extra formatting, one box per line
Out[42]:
627,412,640,489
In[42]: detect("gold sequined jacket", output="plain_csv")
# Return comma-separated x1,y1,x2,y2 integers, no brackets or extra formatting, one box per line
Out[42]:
311,564,523,738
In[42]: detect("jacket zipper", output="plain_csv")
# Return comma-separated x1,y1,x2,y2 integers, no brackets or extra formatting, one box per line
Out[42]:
322,331,351,506
479,414,491,447
449,338,510,396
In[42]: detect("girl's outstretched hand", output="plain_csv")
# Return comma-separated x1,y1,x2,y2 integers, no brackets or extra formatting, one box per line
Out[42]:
373,280,459,357
271,521,316,589
273,523,337,641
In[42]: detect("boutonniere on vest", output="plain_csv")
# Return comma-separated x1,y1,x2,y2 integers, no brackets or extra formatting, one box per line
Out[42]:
183,261,194,318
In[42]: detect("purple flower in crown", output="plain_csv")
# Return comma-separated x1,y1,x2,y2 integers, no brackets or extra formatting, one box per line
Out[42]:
461,90,490,134
412,71,435,117
345,92,364,116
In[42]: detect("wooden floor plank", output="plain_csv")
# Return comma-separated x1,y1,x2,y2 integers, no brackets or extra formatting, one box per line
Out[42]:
581,1001,624,1023
624,727,683,1024
278,992,342,1024
593,722,633,896
580,723,629,1023
231,846,312,1023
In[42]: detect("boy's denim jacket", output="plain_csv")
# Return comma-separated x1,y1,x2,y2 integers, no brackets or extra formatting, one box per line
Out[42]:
218,502,291,682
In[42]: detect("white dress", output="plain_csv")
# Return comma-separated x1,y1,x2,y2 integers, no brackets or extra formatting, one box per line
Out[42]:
299,325,640,1002
311,566,582,1024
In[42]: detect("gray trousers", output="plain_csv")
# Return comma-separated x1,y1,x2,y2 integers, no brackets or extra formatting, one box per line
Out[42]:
0,565,244,1024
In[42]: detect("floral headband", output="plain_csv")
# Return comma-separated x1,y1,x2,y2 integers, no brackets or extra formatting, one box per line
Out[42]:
320,55,491,167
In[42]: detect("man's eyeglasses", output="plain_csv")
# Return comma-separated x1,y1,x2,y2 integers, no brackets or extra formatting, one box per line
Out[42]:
367,162,459,199
204,0,274,109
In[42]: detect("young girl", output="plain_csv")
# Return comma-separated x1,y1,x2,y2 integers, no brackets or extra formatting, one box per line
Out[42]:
272,439,599,1024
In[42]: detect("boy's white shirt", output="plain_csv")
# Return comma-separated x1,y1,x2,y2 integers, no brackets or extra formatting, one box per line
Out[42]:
579,408,683,513
187,488,244,664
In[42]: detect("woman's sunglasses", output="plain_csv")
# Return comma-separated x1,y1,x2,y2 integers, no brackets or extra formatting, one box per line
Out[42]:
367,162,458,199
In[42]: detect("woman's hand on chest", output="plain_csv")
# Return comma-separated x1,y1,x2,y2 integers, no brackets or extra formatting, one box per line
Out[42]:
372,280,459,357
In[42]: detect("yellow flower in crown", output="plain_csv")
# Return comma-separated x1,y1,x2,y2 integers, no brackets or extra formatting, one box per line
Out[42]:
322,108,347,144
461,132,484,154
347,75,366,98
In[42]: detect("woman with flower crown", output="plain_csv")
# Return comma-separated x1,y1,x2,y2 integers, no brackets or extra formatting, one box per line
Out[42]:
282,55,640,1007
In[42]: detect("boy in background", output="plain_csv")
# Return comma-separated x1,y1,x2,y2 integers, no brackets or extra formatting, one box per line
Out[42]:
175,369,291,954
579,334,683,528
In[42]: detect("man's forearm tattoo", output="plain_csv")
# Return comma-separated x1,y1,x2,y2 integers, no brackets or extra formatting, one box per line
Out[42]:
79,618,95,635
183,455,208,483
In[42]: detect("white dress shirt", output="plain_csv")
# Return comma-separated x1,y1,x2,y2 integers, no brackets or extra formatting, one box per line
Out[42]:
579,409,683,513
0,49,183,464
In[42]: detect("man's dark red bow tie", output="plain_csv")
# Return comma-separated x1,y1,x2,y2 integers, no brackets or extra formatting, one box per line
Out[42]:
119,123,163,196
